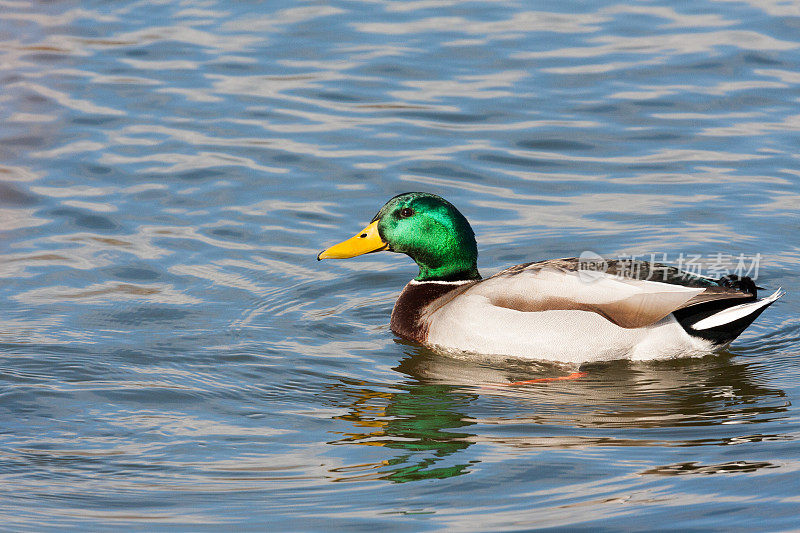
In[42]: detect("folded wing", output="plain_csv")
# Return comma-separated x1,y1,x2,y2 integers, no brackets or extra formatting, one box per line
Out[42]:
465,261,735,328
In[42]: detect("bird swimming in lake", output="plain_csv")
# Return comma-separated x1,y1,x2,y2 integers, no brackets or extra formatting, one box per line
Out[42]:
317,192,783,364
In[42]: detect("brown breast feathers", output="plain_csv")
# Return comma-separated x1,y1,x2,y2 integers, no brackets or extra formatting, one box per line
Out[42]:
389,281,477,343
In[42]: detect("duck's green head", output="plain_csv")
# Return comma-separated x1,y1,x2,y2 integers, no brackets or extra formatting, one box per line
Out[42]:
318,192,481,282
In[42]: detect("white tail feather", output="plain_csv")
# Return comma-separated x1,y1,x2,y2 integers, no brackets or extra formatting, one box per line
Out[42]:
691,288,784,331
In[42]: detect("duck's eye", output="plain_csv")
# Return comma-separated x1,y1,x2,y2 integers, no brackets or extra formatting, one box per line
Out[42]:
399,208,414,218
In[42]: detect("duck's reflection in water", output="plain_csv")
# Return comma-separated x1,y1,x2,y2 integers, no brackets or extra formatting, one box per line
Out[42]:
326,344,788,482
328,371,477,482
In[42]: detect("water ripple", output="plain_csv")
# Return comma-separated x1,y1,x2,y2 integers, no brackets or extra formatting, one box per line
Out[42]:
1,0,799,529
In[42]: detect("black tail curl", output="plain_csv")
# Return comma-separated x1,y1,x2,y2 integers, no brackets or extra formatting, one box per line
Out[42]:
718,274,759,298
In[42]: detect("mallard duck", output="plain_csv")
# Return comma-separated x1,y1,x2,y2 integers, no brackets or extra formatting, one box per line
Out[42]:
317,192,783,363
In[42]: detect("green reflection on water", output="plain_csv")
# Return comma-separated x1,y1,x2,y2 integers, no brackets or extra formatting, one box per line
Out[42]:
374,381,475,482
328,374,477,482
327,345,789,483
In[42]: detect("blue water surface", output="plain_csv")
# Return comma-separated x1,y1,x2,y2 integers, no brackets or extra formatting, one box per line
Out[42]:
1,1,799,530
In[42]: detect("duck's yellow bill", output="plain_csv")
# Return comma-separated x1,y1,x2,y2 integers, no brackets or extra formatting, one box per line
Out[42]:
317,221,388,260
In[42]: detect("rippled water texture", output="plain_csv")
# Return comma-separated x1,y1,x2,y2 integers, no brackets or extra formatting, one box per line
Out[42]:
1,1,800,530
